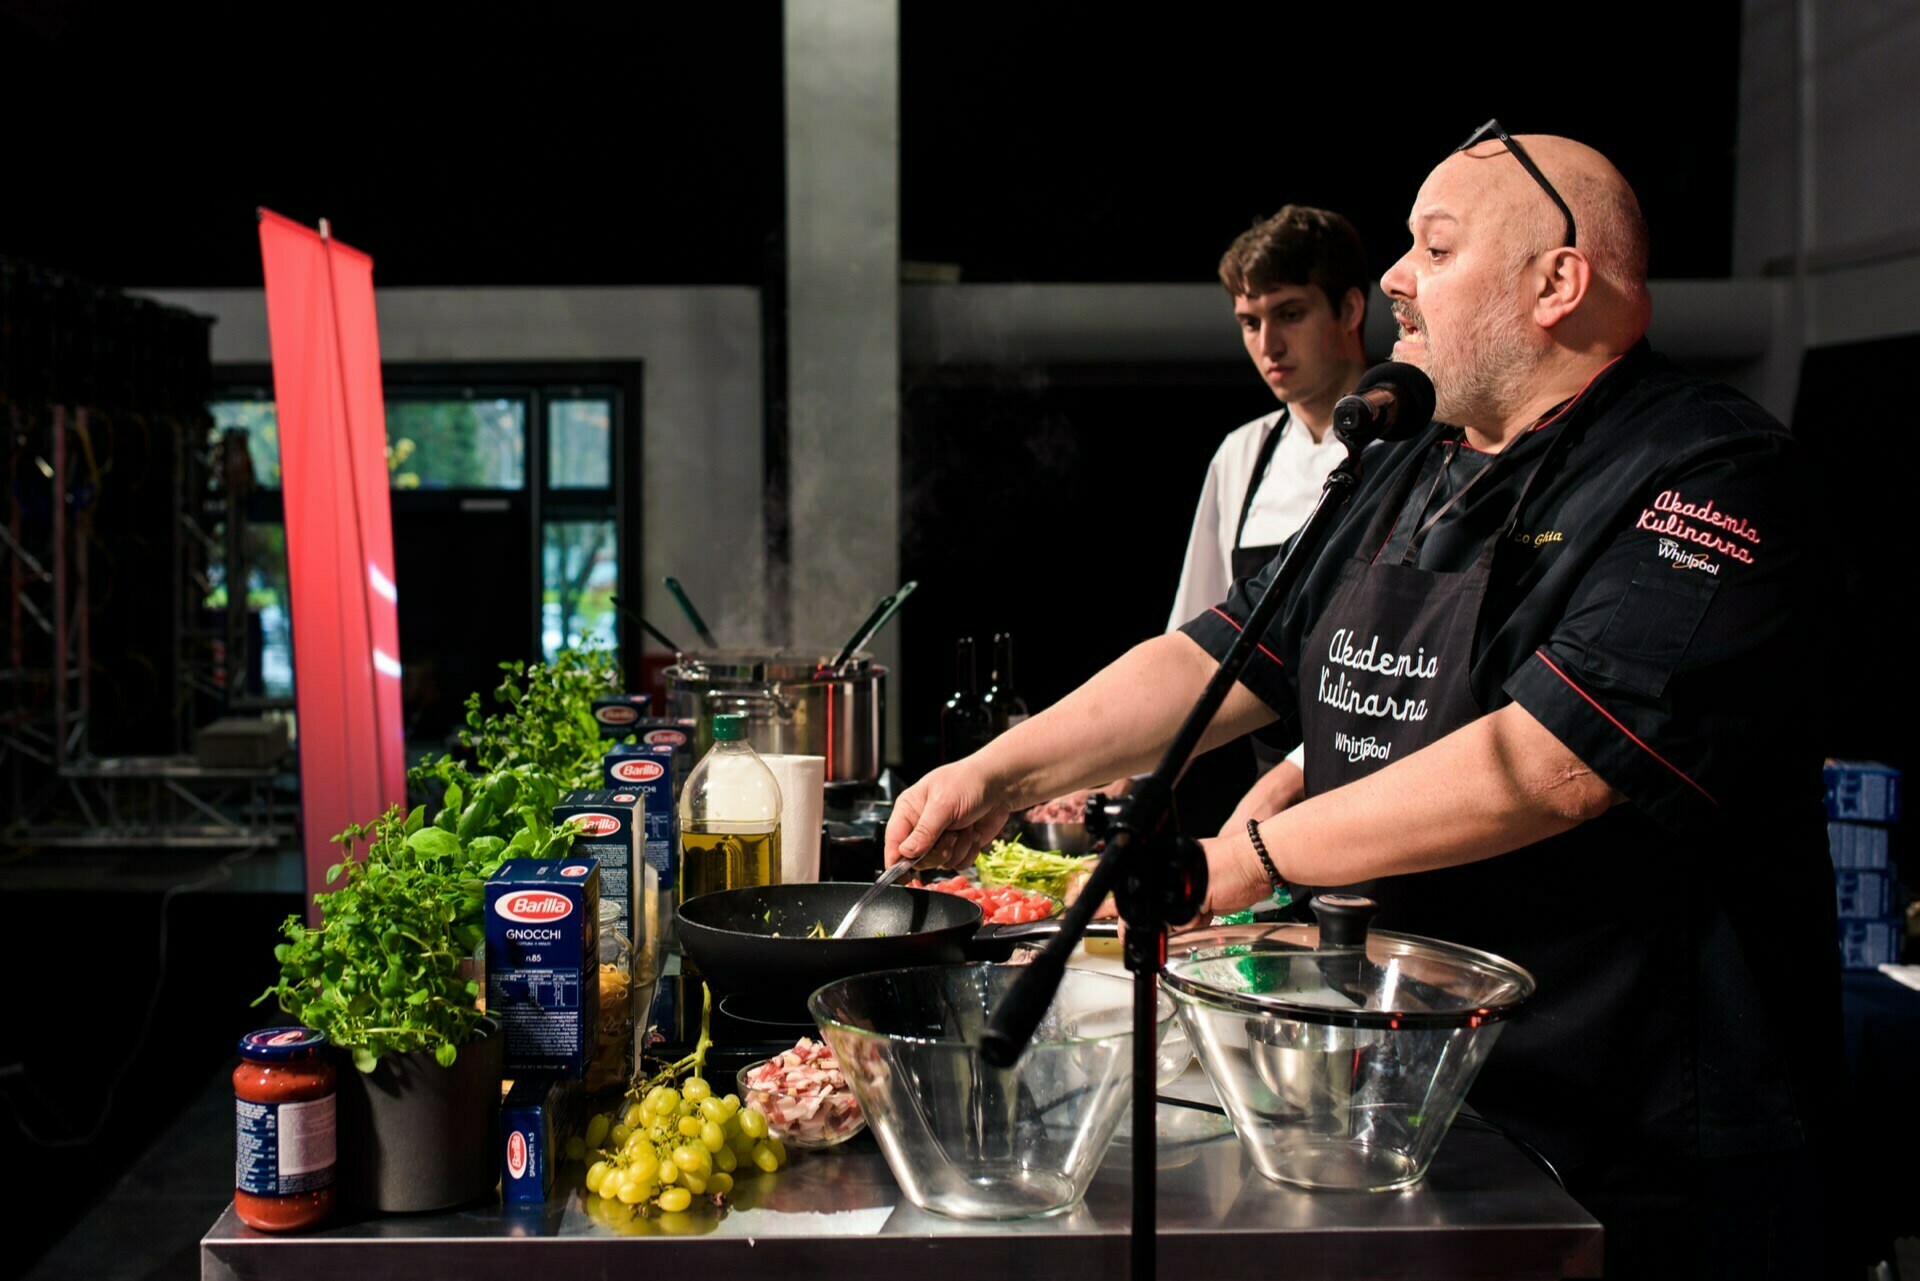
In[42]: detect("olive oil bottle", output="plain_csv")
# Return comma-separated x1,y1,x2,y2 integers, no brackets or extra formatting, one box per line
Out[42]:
676,712,783,902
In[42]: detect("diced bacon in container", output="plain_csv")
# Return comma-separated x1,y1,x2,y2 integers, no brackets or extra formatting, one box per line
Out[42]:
741,1038,865,1147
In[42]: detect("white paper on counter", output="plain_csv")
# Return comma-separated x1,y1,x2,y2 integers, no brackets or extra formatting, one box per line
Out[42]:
761,754,825,883
734,1205,895,1237
1877,963,1920,991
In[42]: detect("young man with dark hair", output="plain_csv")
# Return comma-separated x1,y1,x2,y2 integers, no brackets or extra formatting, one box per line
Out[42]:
1167,205,1370,828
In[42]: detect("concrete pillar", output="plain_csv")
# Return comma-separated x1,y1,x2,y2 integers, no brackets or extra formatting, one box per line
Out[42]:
783,0,901,756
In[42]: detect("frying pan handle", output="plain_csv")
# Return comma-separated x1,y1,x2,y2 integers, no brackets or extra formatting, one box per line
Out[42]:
981,919,1121,944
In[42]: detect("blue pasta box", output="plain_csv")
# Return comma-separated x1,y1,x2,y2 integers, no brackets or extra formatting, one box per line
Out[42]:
1835,869,1896,919
500,1076,574,1204
591,694,652,739
600,749,679,946
554,790,659,986
1823,760,1901,823
629,717,697,795
486,858,600,1078
1828,822,1894,871
1838,917,1905,970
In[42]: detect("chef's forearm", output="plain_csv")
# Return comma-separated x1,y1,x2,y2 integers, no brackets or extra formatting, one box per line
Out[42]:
1254,703,1622,887
974,632,1276,811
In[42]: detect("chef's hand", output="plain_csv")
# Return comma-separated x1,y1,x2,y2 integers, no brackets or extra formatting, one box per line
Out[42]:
1216,760,1306,839
886,760,1014,873
1196,826,1281,918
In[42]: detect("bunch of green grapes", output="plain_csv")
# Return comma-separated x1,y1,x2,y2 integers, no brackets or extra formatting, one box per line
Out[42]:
579,1075,787,1214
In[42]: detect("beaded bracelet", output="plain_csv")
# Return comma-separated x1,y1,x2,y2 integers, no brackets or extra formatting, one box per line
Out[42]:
1245,819,1286,893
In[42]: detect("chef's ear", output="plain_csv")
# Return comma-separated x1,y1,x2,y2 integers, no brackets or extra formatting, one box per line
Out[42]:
1533,248,1591,329
1338,286,1366,334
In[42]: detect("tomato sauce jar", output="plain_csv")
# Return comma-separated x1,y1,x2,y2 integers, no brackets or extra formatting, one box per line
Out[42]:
233,1027,337,1231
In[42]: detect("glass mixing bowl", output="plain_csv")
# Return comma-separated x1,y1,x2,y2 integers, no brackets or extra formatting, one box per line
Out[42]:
809,963,1172,1219
1162,896,1534,1192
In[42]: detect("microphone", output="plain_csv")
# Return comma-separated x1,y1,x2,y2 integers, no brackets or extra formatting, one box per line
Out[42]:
1332,362,1436,448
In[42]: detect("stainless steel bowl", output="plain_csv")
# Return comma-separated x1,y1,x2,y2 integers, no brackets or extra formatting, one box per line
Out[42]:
1022,820,1093,854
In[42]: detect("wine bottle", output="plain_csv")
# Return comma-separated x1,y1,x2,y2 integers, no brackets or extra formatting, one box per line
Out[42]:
938,636,991,763
981,632,1030,736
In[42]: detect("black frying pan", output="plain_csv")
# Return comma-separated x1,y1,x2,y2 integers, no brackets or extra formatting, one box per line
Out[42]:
675,882,1107,1019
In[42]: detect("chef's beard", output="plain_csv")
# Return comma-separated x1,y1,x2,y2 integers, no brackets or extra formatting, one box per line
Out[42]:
1399,300,1537,428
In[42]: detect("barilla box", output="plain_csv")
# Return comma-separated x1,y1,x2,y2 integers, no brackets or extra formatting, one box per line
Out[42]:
1829,822,1894,871
555,789,659,978
500,1076,573,1204
486,858,601,1078
631,717,697,795
1836,869,1897,919
1839,917,1905,970
1823,760,1902,824
591,694,651,739
599,752,677,952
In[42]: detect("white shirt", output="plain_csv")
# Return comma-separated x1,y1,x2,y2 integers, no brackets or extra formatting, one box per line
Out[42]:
1167,409,1349,631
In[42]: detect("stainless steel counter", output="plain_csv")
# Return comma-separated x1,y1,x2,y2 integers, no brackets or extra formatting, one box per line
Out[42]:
201,1102,1602,1280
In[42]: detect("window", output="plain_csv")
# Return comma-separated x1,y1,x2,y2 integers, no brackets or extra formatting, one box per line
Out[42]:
208,367,637,742
387,398,527,489
542,520,619,661
549,398,611,488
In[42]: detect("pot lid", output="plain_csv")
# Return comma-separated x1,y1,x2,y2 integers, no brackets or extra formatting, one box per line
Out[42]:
667,649,879,682
1161,895,1535,1030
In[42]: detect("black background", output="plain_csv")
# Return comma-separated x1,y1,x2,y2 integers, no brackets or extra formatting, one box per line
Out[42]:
3,2,1741,288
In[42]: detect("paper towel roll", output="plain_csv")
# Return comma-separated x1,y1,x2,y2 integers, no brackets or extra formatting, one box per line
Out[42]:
760,754,825,883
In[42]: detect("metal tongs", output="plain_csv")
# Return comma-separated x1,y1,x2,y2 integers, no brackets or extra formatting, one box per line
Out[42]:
829,857,923,939
826,580,918,674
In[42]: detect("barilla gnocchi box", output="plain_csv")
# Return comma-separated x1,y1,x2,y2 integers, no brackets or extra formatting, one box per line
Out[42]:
630,717,697,795
555,789,659,978
591,693,652,739
599,752,676,952
500,1075,574,1204
486,858,600,1078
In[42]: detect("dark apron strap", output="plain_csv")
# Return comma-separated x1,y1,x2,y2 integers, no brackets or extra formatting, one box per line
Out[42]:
1385,419,1579,568
1232,409,1290,552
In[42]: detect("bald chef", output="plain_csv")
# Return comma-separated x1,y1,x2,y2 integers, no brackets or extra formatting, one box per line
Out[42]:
886,126,1845,1280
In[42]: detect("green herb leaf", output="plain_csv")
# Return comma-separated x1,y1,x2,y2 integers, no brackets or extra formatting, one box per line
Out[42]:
407,828,462,858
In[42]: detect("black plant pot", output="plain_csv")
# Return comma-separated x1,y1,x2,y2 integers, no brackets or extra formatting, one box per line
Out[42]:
334,1018,503,1214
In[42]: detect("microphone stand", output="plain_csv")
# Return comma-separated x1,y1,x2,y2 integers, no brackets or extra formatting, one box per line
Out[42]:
978,442,1372,1281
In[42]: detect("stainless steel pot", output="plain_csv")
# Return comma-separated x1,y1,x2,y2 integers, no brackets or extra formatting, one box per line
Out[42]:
663,649,884,784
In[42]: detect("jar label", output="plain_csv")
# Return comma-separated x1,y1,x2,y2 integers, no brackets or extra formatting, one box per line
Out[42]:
236,1095,337,1196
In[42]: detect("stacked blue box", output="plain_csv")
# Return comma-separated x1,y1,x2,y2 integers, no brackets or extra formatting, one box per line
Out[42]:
1835,869,1896,919
1823,760,1901,823
591,694,652,739
1839,919,1904,970
1827,822,1893,871
1822,760,1906,969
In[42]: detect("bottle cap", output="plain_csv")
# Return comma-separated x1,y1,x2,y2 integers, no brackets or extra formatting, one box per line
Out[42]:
712,712,746,742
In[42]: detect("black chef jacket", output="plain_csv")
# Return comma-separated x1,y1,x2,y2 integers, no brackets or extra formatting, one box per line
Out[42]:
1179,343,1843,1247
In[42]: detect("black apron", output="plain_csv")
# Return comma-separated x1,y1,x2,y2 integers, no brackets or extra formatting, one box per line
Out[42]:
1234,412,1297,777
1297,427,1561,795
1228,409,1292,583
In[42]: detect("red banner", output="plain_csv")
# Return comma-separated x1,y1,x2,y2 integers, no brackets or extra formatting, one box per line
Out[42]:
258,210,406,911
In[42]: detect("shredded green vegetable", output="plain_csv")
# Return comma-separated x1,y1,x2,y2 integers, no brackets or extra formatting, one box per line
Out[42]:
975,839,1093,899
